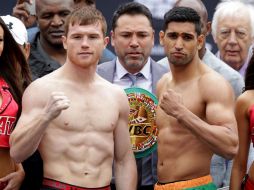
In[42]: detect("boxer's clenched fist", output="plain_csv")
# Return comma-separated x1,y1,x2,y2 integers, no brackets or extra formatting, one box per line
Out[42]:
159,89,184,118
43,92,70,121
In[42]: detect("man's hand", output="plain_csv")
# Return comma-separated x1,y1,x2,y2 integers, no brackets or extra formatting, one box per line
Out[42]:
0,167,25,190
159,89,184,118
43,92,70,122
12,0,36,28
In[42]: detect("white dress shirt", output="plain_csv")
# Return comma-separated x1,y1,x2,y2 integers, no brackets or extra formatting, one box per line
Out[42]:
113,57,152,93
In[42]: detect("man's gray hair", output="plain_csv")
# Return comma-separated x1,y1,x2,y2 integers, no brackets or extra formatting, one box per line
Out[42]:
211,0,254,39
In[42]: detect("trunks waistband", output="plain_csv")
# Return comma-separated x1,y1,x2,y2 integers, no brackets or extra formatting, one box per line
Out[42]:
155,175,214,189
42,178,110,190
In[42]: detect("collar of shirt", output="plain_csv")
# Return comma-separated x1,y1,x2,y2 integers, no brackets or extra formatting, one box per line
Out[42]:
113,57,152,92
115,57,151,80
216,50,252,77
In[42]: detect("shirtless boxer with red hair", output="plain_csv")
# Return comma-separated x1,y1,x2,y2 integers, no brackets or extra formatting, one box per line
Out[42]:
10,7,137,190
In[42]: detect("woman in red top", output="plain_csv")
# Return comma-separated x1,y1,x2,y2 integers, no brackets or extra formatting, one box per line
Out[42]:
230,52,254,190
0,17,31,190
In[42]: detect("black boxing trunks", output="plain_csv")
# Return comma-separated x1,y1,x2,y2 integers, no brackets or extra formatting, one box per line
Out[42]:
41,178,111,190
0,181,8,190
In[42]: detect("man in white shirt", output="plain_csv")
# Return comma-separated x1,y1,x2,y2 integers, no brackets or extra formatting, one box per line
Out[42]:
97,2,167,190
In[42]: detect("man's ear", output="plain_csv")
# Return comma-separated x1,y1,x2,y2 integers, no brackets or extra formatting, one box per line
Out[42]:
206,21,212,36
152,29,155,47
197,34,205,50
110,30,115,47
62,36,67,50
159,30,165,46
210,24,218,44
104,36,109,49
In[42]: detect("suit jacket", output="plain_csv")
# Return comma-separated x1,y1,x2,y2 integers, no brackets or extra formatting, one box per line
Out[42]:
97,58,168,186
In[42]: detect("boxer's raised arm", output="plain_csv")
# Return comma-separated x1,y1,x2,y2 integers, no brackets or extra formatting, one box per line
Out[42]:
10,80,70,163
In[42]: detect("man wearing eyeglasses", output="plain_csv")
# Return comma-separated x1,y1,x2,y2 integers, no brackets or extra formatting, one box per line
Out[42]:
211,0,254,77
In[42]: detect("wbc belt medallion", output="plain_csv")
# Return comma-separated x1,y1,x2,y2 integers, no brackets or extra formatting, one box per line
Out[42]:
124,87,158,158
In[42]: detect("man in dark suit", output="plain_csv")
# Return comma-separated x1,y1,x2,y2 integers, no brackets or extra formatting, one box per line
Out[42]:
97,2,168,190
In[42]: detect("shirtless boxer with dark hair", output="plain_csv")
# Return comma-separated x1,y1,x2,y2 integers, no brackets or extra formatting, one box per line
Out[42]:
155,6,238,190
10,6,137,190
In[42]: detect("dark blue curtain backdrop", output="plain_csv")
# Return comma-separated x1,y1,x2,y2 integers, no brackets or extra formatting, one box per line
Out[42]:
0,0,219,60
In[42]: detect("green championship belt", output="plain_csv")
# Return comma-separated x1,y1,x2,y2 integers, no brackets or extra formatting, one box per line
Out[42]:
124,87,158,158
